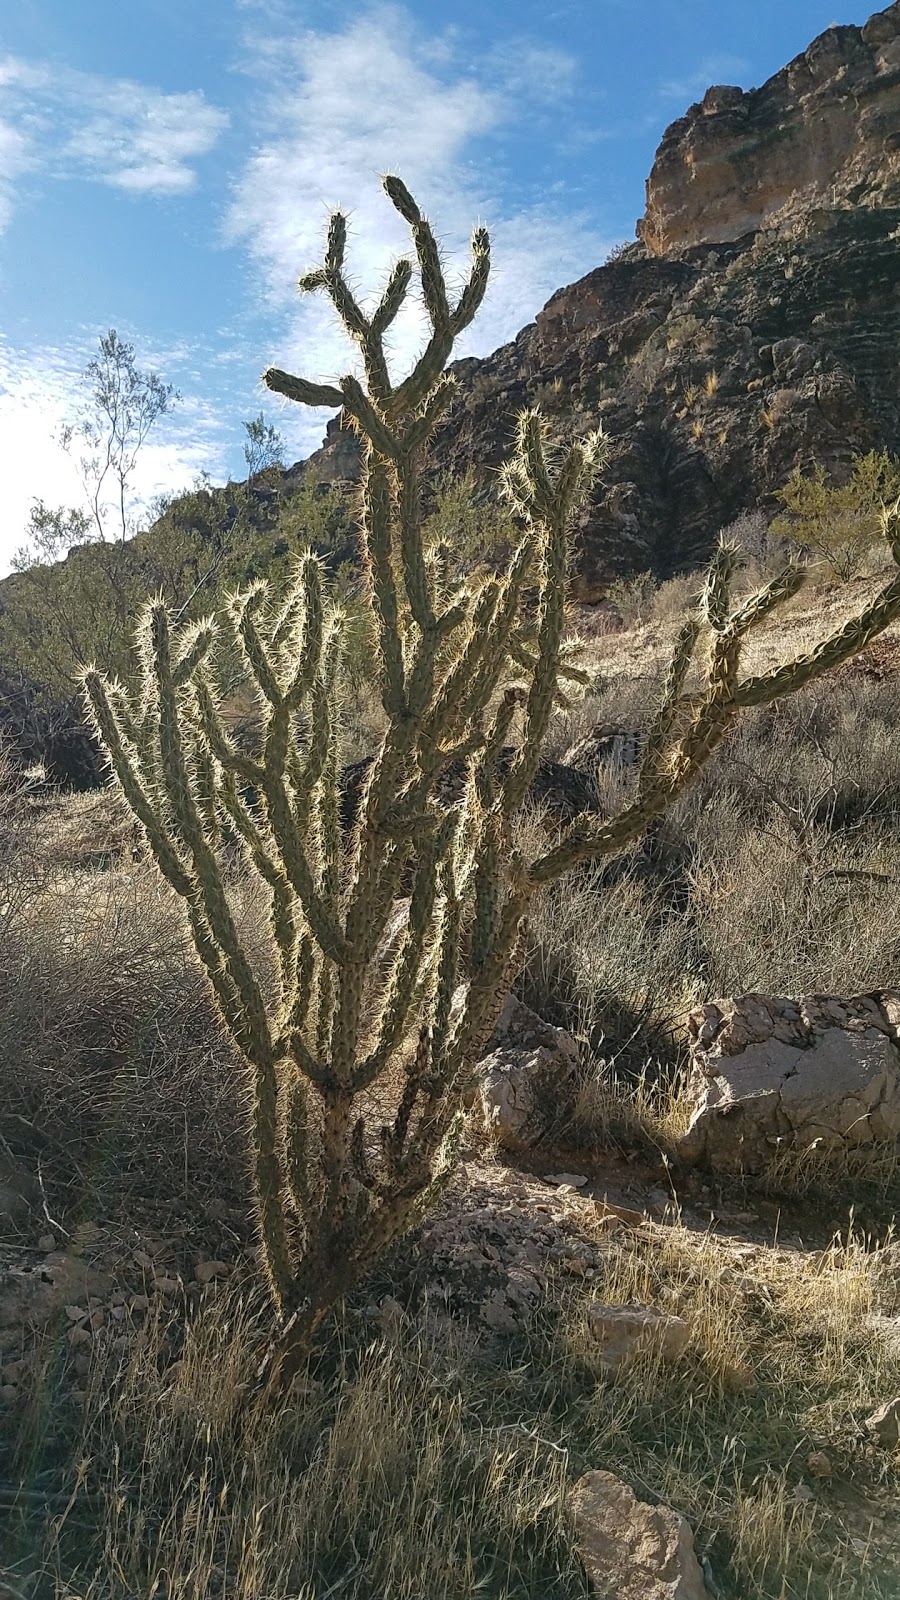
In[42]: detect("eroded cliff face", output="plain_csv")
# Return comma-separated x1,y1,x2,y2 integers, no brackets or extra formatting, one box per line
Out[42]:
638,2,900,253
299,2,900,597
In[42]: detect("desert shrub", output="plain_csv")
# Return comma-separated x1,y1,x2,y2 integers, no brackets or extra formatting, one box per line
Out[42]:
604,238,631,264
521,856,699,1065
0,850,253,1231
422,468,518,581
534,661,900,1062
0,741,48,967
606,569,657,627
720,508,790,581
771,450,900,579
651,571,703,623
662,675,900,995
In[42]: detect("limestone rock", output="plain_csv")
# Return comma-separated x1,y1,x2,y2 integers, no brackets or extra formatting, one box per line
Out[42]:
586,1303,690,1371
568,1469,712,1598
478,996,580,1153
679,990,900,1174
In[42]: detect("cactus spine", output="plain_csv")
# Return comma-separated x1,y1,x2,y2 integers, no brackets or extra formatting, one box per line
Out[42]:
84,177,900,1382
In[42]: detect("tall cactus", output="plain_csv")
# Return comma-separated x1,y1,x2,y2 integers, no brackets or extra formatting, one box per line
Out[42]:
84,177,900,1382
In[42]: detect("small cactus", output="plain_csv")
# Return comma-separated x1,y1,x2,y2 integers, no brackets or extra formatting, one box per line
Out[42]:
84,177,900,1384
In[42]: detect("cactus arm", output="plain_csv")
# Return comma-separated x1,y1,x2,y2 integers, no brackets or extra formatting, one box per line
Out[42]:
361,452,408,717
353,815,455,1090
502,425,606,816
371,257,413,339
450,226,490,335
735,564,900,707
262,369,344,410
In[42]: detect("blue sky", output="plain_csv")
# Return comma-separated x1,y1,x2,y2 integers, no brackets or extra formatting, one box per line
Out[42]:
0,0,877,569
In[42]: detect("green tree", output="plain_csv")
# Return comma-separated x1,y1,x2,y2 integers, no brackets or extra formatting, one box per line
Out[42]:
1,334,182,695
244,412,286,478
771,451,900,580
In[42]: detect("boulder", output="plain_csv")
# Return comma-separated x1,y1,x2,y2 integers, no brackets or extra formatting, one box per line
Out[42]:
866,1397,900,1446
678,991,900,1174
0,1252,113,1330
478,996,580,1152
586,1302,690,1371
568,1469,712,1598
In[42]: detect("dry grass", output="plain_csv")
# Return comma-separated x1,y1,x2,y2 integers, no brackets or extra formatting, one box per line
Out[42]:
0,804,257,1243
6,1220,900,1598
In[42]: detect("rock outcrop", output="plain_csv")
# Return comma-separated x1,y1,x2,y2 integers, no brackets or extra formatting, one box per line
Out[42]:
303,3,900,597
638,2,900,253
679,990,900,1174
586,1302,690,1372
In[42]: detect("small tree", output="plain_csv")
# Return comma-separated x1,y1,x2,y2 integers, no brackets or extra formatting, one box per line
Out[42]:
1,335,181,696
244,411,286,478
84,178,900,1385
771,452,900,580
61,329,179,545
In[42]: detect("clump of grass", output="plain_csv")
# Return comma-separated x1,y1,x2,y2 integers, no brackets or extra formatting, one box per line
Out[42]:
16,1292,586,1600
0,839,254,1240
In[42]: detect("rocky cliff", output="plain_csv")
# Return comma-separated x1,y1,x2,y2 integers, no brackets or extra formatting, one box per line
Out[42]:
301,1,900,596
639,1,900,253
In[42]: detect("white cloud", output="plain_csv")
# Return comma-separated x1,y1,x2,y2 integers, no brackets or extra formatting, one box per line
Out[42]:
228,5,610,457
0,335,230,575
0,54,228,224
64,82,229,194
485,41,577,102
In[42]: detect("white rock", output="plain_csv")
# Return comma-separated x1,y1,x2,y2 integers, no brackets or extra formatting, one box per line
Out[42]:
586,1302,690,1370
866,1396,900,1445
679,991,900,1173
478,996,580,1153
568,1469,712,1597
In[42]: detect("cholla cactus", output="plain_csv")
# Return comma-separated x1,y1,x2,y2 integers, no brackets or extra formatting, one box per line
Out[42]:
83,176,900,1382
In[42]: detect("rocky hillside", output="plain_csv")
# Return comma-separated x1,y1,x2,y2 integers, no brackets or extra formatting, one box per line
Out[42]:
306,0,900,597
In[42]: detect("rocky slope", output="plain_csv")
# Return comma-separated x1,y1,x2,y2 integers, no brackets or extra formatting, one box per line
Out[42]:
305,0,900,597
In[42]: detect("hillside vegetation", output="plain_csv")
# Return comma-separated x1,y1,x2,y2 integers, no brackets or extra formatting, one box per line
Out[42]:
3,153,900,1600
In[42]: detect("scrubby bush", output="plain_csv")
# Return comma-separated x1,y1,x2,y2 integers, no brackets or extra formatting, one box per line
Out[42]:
772,451,900,579
606,569,658,626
